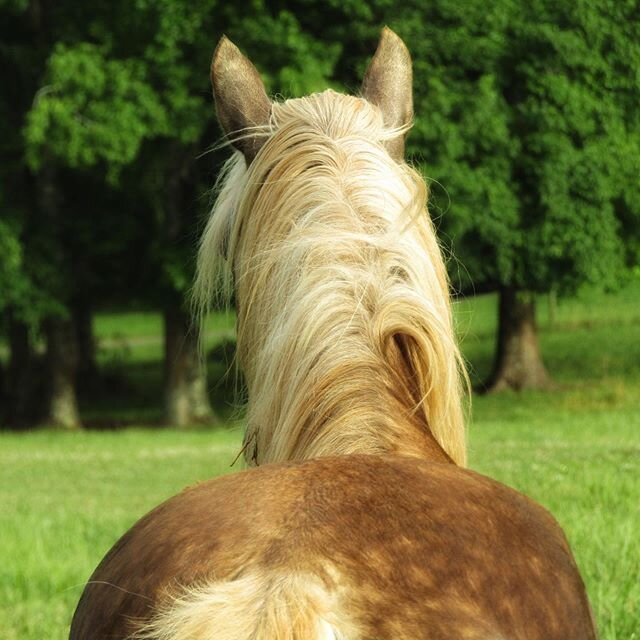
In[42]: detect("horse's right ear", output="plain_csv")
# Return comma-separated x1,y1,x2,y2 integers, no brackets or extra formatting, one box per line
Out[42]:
211,36,271,163
362,27,413,161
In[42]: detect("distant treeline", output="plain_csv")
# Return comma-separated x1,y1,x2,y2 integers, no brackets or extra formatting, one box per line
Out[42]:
0,0,638,428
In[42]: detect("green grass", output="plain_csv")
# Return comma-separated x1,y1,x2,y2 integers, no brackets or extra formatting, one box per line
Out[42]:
469,402,639,640
1,283,639,639
94,310,235,343
0,429,243,640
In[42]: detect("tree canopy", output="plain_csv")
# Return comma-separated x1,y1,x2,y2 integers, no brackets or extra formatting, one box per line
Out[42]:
377,0,640,388
0,0,638,423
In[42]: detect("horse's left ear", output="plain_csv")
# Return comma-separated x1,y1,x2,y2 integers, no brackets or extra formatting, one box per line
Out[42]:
211,36,272,163
362,27,413,160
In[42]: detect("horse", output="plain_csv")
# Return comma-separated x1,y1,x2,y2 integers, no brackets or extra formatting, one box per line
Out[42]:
69,29,597,640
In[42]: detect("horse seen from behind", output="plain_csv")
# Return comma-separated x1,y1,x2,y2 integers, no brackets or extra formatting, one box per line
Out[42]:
69,28,597,640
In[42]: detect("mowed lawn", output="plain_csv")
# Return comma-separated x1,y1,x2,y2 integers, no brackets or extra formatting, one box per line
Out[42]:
1,283,639,639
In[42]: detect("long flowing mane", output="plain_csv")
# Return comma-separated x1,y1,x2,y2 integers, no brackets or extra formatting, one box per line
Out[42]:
195,90,468,466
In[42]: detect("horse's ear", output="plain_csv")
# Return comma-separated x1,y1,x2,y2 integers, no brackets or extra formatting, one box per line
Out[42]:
211,36,271,162
362,27,413,160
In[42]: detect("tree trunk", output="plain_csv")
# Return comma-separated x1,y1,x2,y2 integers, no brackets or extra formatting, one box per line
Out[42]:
4,313,40,428
485,287,552,392
161,142,215,428
163,306,214,427
44,316,81,429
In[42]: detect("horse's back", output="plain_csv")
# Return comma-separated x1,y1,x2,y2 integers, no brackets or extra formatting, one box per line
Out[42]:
70,455,596,640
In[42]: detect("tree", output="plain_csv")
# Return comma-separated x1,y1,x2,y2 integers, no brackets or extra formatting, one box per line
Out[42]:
0,215,38,427
116,2,342,426
2,0,189,427
0,0,75,426
354,0,640,390
1,0,344,427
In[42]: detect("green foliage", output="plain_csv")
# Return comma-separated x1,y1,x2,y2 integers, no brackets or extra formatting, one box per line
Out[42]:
9,0,346,321
0,219,22,305
365,0,640,295
0,207,65,327
24,44,166,175
0,215,41,327
0,0,28,10
1,0,638,386
230,7,342,96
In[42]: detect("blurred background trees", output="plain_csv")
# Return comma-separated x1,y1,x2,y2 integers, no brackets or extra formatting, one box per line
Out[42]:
0,0,638,428
363,0,640,391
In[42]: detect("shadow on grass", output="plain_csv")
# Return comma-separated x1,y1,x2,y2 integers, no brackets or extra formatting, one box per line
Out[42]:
79,339,241,429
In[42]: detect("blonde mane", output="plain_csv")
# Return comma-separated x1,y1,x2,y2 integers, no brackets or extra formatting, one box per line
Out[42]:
195,90,468,466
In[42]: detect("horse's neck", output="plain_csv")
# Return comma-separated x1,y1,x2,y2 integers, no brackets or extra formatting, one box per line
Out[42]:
290,378,451,463
241,330,452,465
234,179,460,467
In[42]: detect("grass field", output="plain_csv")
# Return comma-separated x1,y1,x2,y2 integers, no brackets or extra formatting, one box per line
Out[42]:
1,283,639,639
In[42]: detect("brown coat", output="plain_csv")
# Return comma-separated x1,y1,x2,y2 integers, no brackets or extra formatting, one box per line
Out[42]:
70,455,596,639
